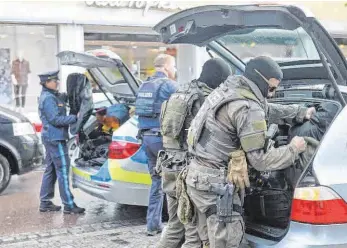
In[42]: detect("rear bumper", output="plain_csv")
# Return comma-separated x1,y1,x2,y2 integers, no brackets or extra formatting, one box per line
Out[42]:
72,171,150,206
248,221,347,247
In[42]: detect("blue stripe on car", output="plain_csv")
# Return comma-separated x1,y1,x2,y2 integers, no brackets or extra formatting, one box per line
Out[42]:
90,160,112,182
113,136,138,143
130,145,148,164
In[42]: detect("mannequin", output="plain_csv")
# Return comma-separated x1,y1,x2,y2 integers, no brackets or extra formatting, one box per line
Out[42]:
11,50,31,112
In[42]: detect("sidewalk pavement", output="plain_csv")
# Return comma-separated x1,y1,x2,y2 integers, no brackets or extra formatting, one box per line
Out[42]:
0,219,161,248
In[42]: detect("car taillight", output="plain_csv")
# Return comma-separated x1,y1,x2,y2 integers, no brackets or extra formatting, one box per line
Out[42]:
33,123,42,133
291,186,347,224
108,141,140,159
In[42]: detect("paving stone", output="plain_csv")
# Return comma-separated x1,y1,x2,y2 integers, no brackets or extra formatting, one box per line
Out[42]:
0,220,163,248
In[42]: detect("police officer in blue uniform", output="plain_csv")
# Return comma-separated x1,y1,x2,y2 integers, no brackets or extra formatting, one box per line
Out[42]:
38,70,85,214
135,54,178,236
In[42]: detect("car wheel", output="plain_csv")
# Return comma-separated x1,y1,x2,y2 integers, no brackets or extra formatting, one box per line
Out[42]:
0,154,11,194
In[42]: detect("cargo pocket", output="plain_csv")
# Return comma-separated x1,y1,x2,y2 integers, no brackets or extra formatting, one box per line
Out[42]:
162,167,180,197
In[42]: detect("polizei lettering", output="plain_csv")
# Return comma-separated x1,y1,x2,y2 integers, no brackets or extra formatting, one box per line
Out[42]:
138,92,153,98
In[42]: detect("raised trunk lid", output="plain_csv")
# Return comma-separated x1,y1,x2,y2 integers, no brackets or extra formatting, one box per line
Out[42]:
57,50,139,102
154,4,347,86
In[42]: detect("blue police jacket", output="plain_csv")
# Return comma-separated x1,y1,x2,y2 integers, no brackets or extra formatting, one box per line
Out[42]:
39,87,77,142
136,71,177,131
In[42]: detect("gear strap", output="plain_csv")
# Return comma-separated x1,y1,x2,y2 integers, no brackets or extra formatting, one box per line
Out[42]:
206,204,243,219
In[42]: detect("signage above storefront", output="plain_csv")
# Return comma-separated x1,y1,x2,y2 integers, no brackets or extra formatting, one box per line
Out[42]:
85,1,187,16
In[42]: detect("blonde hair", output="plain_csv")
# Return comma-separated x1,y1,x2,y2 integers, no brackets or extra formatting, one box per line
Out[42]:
154,54,175,68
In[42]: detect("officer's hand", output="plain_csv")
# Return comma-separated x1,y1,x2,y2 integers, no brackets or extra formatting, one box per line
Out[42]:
290,136,307,153
228,150,250,194
305,107,316,120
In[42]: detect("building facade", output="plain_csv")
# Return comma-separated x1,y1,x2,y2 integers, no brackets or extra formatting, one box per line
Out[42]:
0,1,346,112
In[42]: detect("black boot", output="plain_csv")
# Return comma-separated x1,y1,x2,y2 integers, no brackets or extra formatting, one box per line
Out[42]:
39,202,61,212
63,204,85,214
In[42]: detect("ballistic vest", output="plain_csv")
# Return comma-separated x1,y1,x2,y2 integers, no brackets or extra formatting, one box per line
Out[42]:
187,76,262,165
135,79,165,130
160,80,206,151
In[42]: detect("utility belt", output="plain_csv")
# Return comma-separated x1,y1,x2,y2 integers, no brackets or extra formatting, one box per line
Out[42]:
186,161,242,222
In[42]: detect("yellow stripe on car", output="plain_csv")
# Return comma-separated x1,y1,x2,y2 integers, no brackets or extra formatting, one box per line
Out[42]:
108,159,151,185
72,167,91,181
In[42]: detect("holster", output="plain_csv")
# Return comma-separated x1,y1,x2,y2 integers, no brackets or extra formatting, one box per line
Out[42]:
156,150,171,175
208,183,236,223
159,150,189,195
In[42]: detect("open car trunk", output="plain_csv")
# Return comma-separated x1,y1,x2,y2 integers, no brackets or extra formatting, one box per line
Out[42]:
242,96,341,241
57,50,139,169
154,3,347,242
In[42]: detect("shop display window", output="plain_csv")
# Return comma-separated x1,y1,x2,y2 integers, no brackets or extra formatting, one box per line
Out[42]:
0,24,58,112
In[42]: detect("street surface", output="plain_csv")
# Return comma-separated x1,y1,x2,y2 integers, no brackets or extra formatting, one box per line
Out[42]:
0,170,161,247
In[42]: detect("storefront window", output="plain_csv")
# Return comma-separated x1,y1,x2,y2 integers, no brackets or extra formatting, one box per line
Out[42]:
0,24,58,112
84,33,177,81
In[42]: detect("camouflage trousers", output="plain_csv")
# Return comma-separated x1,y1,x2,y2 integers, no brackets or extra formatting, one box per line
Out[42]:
157,166,202,248
186,162,245,248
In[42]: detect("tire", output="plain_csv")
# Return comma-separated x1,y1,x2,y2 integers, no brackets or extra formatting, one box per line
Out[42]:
0,154,11,194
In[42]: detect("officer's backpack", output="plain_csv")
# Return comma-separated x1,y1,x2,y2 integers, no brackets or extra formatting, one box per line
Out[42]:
160,80,205,149
135,80,165,118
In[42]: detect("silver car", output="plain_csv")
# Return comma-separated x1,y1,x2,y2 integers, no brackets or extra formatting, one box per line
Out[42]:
155,4,347,247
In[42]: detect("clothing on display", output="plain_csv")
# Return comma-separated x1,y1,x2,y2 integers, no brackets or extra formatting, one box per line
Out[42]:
11,58,31,108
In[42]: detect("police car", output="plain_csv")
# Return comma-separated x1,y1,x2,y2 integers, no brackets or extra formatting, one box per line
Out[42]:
59,49,152,206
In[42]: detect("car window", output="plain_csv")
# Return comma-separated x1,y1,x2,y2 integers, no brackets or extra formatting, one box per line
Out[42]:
217,27,320,64
98,67,124,85
208,49,243,75
90,67,134,97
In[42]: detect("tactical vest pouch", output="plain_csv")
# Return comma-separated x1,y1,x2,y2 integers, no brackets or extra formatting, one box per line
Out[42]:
161,91,199,139
186,164,225,192
176,167,194,224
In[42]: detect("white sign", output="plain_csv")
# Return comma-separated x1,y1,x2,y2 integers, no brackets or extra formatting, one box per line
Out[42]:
85,1,186,16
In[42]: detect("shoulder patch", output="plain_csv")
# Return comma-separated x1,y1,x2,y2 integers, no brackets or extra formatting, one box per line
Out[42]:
252,120,267,131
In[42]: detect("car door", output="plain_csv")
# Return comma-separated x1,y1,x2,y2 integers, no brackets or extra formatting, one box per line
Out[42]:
154,4,347,87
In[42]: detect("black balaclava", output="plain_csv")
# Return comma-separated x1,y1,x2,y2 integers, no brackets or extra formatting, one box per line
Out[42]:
198,58,232,89
244,56,283,97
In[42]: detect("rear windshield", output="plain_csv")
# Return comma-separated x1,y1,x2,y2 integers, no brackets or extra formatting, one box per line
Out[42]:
217,27,320,64
90,67,134,97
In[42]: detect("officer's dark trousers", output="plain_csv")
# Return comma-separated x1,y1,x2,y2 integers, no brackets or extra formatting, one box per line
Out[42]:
40,140,74,208
142,134,164,232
